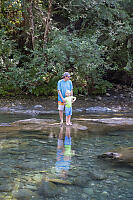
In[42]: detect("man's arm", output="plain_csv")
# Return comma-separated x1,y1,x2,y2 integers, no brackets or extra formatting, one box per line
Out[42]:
58,90,65,103
71,90,73,96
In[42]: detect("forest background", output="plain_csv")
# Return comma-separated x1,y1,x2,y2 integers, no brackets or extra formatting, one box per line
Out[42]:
0,0,133,98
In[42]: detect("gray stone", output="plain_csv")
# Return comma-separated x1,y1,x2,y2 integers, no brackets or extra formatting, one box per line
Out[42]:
83,187,94,195
0,169,12,178
86,106,112,113
96,96,102,101
88,169,107,180
16,161,44,170
33,105,44,110
38,180,60,197
72,123,88,130
72,175,90,187
117,171,131,178
0,184,13,192
101,191,109,197
74,108,84,113
14,189,39,200
106,93,111,96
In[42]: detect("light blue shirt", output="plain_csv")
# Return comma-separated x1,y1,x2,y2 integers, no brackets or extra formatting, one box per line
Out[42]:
57,79,73,102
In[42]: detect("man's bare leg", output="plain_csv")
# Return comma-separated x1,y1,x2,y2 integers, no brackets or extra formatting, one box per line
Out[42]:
59,110,63,124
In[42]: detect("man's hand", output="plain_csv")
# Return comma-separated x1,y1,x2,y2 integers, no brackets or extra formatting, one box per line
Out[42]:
63,99,66,104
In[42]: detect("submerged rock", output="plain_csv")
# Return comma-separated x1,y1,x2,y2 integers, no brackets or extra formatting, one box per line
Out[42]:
0,184,13,192
38,180,61,198
16,161,44,170
88,169,107,180
44,177,72,185
98,147,133,166
72,175,90,187
14,189,39,200
86,106,113,113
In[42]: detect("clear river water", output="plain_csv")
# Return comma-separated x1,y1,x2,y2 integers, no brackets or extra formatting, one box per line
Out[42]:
0,112,133,200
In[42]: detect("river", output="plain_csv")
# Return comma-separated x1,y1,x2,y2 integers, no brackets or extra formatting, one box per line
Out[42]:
0,110,133,200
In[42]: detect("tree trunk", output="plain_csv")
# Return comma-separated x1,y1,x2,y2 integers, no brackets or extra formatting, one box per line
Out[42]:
28,0,35,49
43,0,53,50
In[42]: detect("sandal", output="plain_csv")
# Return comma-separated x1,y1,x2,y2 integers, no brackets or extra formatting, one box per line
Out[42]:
60,121,63,126
66,123,70,126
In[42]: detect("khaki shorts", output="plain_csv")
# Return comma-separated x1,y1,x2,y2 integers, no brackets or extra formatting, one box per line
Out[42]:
58,101,65,111
58,104,65,111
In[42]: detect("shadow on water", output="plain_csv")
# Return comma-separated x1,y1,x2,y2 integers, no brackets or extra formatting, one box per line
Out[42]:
0,113,133,200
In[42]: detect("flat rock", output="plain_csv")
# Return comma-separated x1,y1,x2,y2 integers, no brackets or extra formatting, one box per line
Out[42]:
2,117,133,133
93,118,133,125
76,117,133,126
12,118,56,125
11,118,88,131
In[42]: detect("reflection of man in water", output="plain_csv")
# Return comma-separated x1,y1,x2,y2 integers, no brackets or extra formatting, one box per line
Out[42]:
56,126,72,178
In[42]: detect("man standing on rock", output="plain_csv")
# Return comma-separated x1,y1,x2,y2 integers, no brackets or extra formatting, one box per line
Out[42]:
57,72,73,125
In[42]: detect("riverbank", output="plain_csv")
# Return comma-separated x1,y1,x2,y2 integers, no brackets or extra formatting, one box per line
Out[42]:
0,84,133,112
0,93,132,113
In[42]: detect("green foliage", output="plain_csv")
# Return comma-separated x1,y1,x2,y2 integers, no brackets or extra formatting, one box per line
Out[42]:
29,74,59,96
0,0,133,97
93,79,113,94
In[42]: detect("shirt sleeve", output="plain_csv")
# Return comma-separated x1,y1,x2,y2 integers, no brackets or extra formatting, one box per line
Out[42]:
70,80,73,90
57,80,61,91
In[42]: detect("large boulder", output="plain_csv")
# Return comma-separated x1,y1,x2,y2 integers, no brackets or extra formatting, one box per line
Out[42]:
98,147,133,166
